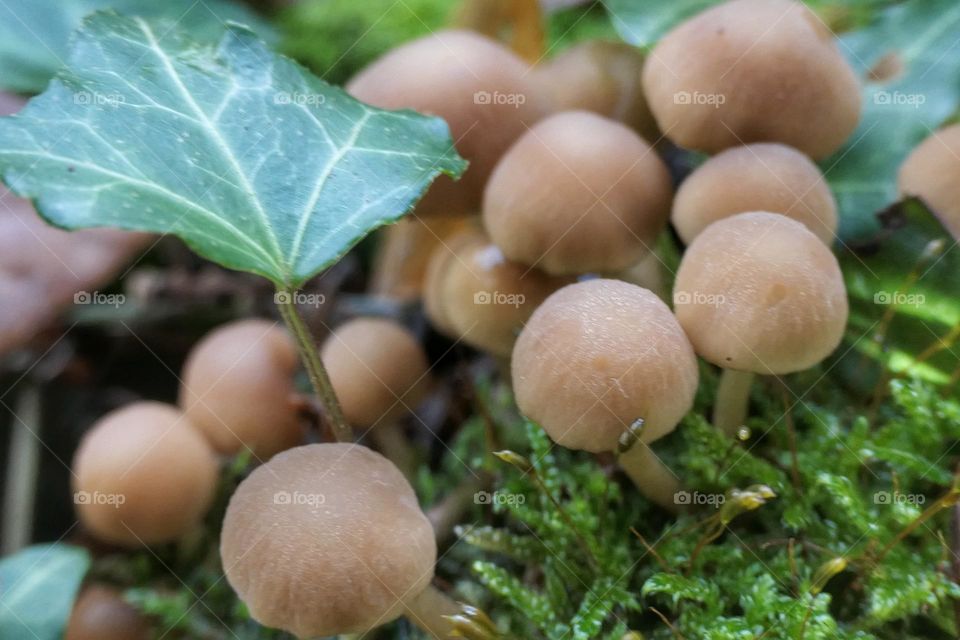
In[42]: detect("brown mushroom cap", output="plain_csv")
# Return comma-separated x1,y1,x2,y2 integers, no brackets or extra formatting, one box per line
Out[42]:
642,0,861,159
674,212,848,374
673,143,838,245
898,124,960,240
348,29,546,216
483,111,673,275
511,279,698,453
72,402,218,547
179,319,303,460
220,443,436,638
531,40,660,142
423,229,572,356
321,318,431,428
66,585,150,640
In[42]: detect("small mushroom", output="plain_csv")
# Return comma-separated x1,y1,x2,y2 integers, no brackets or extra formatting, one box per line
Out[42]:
348,29,546,216
423,228,572,357
483,111,673,275
66,584,150,640
220,443,456,638
531,40,660,142
72,402,218,547
673,212,848,434
179,319,304,461
321,317,431,475
673,143,838,245
511,279,699,508
642,0,861,159
898,123,960,240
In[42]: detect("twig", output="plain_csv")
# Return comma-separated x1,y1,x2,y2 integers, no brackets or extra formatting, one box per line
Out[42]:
2,384,41,554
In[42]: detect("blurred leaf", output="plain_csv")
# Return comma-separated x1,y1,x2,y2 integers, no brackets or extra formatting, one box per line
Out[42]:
0,0,274,95
0,13,466,288
603,0,717,47
0,544,90,640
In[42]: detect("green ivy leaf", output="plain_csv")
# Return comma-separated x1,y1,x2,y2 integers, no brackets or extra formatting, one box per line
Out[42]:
828,0,960,242
603,0,718,47
0,544,91,639
0,0,274,95
0,12,466,288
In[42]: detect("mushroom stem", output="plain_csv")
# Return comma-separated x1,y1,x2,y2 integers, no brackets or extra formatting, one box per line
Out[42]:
369,422,419,481
713,369,755,436
405,584,460,639
275,286,353,443
618,443,682,513
427,473,490,544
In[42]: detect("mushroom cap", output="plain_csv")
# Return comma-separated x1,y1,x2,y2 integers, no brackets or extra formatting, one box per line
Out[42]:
179,319,303,460
673,143,838,245
348,29,546,216
898,124,960,240
321,318,431,428
483,111,673,275
220,443,436,638
511,279,698,453
66,585,151,640
642,0,861,159
674,212,848,374
531,40,659,142
423,229,572,356
72,402,218,547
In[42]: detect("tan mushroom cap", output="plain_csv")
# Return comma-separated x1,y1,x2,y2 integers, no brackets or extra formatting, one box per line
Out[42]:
321,318,430,428
180,319,303,460
483,111,673,275
531,40,660,142
674,212,848,374
673,143,838,245
72,402,218,547
898,124,960,240
348,29,546,216
642,0,861,160
512,279,698,453
423,229,572,356
66,585,151,640
220,443,436,638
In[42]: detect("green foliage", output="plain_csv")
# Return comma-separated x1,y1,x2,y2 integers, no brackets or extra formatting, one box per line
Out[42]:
0,544,90,640
0,13,466,288
0,0,273,94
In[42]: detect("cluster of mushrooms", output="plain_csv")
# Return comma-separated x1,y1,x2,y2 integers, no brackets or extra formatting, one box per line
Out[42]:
66,0,960,637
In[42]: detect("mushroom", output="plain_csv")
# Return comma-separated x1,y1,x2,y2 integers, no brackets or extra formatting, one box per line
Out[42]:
898,123,960,240
347,29,546,217
483,111,673,275
66,584,150,640
220,443,457,638
673,212,848,434
72,402,218,547
423,228,572,357
673,143,838,245
642,0,861,159
511,279,699,508
531,40,660,142
179,319,304,461
321,317,431,476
